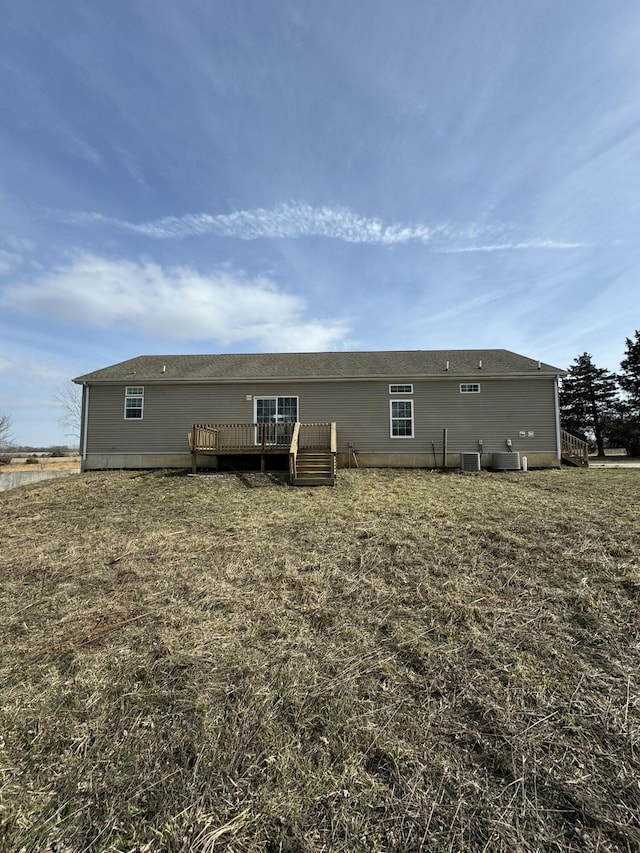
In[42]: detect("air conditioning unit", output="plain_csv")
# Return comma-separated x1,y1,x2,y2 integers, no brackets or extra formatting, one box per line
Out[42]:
492,451,521,471
460,452,481,472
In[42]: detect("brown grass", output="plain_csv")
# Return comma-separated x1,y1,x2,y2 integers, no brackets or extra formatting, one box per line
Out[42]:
1,467,639,852
1,456,81,473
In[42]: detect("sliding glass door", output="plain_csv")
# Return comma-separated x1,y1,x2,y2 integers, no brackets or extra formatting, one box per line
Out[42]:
254,397,298,445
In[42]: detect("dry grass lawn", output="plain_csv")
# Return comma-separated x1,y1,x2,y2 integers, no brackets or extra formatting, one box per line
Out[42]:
1,467,639,852
1,457,81,474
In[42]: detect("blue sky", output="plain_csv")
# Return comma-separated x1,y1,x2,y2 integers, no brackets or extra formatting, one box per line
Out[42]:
1,1,639,445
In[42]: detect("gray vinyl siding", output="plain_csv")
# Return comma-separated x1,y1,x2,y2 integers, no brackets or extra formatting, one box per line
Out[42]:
85,376,558,457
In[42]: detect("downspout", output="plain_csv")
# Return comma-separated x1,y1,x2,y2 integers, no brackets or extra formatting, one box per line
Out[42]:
81,383,90,463
553,376,562,462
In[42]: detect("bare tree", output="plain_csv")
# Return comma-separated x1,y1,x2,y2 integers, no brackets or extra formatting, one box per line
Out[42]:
0,413,15,450
55,381,82,442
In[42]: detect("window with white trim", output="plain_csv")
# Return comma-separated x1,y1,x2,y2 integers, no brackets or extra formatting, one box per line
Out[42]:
390,399,414,438
460,383,480,393
124,386,144,419
389,383,413,394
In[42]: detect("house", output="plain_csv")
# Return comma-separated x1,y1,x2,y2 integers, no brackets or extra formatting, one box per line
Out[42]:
73,349,567,479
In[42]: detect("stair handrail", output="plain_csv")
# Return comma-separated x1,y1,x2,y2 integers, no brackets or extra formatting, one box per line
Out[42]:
289,422,301,482
330,422,337,479
561,429,589,465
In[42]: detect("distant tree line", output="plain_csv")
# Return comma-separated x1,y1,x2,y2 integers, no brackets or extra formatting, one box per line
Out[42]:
0,410,79,465
560,330,640,457
0,381,82,464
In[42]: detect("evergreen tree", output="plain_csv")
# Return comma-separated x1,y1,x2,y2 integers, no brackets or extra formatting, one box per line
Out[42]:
601,331,640,456
601,403,640,457
619,330,640,413
559,353,619,456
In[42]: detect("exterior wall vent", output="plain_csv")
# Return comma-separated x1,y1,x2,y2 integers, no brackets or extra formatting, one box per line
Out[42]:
460,452,481,472
492,451,521,471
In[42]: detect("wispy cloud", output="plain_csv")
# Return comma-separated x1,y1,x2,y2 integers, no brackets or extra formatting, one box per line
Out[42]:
60,127,103,167
424,284,528,323
436,239,589,253
0,249,22,276
0,356,72,383
3,395,61,410
53,203,588,252
3,255,350,351
0,235,31,277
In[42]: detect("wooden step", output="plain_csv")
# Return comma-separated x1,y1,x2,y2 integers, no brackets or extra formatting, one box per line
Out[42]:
562,455,589,468
291,450,336,486
296,474,333,481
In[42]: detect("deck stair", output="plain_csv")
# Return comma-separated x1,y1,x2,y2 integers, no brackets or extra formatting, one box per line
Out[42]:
561,429,589,467
293,449,336,485
289,422,337,486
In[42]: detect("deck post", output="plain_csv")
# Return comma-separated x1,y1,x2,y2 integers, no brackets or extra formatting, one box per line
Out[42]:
261,454,265,473
191,451,197,474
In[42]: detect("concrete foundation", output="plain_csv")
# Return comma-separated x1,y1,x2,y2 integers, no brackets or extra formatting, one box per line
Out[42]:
82,451,560,472
0,469,80,492
338,451,561,469
82,453,211,471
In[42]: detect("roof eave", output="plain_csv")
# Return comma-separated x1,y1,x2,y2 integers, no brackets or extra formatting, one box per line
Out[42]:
74,370,566,384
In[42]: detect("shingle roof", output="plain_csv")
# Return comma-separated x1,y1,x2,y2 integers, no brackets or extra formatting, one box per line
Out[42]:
74,350,566,383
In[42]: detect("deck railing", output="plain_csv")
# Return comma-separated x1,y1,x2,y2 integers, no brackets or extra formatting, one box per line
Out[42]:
298,422,333,449
190,422,294,453
561,429,589,466
189,424,219,451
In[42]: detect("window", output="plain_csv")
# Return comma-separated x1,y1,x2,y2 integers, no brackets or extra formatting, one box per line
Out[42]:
389,383,413,394
124,386,144,419
460,383,480,393
390,399,414,438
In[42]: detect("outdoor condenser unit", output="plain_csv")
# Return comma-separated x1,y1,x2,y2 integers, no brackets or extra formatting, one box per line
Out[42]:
492,451,521,471
460,452,481,472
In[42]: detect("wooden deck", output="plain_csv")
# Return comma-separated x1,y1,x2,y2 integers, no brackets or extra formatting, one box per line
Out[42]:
189,423,337,485
190,423,294,454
